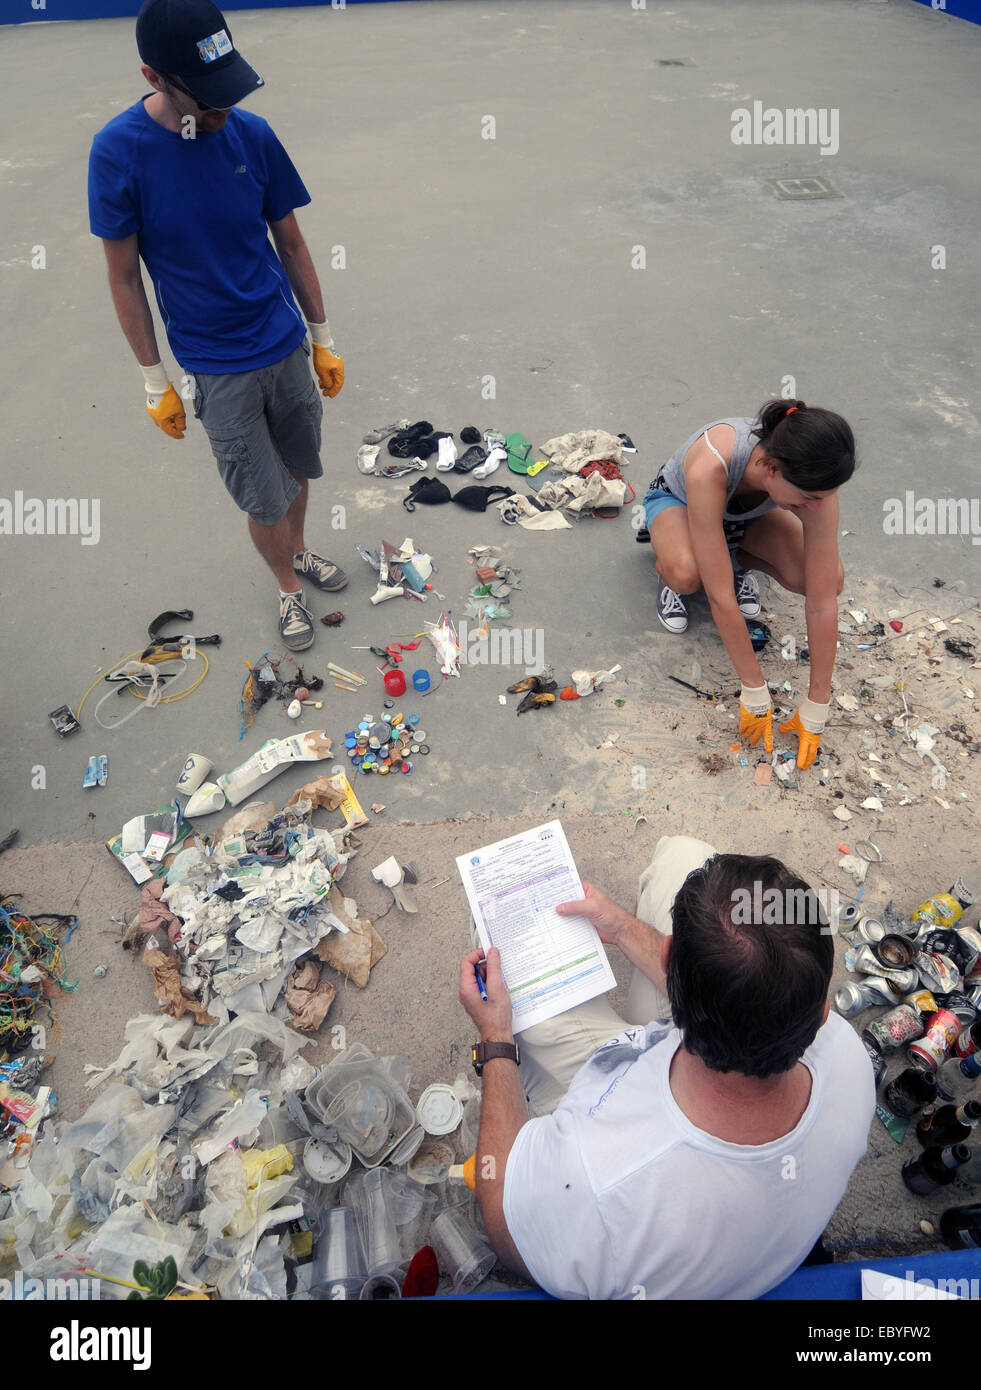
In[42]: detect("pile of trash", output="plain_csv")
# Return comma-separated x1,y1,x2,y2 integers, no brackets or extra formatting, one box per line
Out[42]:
1,1019,490,1299
117,778,382,1034
834,880,981,1193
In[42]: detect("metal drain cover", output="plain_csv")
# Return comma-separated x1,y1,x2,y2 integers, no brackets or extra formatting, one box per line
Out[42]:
765,176,841,201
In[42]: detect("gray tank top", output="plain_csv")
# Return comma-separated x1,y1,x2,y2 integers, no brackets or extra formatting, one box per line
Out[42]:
658,417,776,524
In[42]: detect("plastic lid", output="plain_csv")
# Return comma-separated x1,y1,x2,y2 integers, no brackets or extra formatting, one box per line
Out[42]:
417,1084,464,1136
303,1136,352,1184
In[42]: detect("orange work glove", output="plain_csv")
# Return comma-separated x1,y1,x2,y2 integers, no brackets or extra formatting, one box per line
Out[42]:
307,320,344,398
739,682,773,753
312,342,344,398
779,698,830,770
142,364,185,439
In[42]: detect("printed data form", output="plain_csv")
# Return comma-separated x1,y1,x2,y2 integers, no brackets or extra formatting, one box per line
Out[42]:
456,820,617,1032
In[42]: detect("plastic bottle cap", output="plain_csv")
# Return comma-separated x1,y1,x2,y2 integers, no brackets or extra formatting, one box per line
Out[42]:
416,1084,464,1136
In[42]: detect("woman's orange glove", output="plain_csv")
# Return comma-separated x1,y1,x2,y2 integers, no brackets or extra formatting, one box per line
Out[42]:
739,682,773,753
779,698,830,770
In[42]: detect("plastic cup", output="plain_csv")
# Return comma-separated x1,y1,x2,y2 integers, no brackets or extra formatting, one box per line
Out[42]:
360,1273,402,1300
362,1167,404,1277
311,1205,367,1300
384,669,407,697
431,1207,496,1295
411,669,431,692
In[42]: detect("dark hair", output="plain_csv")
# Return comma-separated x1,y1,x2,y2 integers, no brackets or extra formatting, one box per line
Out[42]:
666,854,833,1079
751,399,855,491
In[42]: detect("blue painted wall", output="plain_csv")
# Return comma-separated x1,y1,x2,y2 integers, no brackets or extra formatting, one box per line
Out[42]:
4,0,979,21
2,0,438,23
909,0,981,22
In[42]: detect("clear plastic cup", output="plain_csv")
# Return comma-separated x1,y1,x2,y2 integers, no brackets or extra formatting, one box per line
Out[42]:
431,1206,496,1295
310,1205,367,1301
361,1167,404,1277
359,1272,402,1300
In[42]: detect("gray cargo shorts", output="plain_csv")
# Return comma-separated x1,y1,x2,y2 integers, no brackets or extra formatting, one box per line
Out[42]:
190,339,323,525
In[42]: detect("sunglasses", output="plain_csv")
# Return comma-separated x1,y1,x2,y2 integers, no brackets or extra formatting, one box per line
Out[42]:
163,73,225,113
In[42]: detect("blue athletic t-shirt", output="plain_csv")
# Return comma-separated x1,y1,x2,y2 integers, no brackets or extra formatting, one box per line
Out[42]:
88,98,311,373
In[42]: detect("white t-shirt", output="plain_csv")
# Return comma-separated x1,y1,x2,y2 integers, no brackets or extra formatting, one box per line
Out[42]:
503,1012,874,1300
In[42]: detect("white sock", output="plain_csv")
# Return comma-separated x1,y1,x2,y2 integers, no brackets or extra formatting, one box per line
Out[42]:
436,436,458,471
280,587,303,600
358,444,379,474
473,445,506,479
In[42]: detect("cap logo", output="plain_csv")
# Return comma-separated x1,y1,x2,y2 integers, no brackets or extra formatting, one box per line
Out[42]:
196,29,232,63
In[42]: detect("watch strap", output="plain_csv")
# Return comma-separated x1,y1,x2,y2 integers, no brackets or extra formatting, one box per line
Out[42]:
472,1041,520,1075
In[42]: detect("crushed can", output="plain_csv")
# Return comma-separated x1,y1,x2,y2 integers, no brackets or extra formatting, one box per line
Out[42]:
955,1020,981,1060
916,951,962,996
846,946,918,992
841,914,886,947
904,989,939,1016
835,979,895,1017
836,901,862,932
956,925,981,975
911,879,975,929
909,1008,963,1072
918,928,974,976
874,935,917,969
935,992,977,1028
863,1004,924,1054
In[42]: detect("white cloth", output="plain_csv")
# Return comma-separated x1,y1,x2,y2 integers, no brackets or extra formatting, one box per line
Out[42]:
503,1011,874,1300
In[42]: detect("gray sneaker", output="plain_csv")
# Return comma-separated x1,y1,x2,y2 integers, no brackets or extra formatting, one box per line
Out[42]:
279,589,315,651
735,569,762,618
657,581,689,633
293,549,349,592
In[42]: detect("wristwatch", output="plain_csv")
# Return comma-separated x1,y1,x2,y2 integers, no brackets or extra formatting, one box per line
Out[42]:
471,1041,520,1077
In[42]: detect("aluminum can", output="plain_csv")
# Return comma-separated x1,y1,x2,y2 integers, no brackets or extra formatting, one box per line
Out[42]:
909,1008,963,1071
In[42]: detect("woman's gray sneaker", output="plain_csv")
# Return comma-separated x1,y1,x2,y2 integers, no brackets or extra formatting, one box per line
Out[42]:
657,581,689,633
735,570,762,618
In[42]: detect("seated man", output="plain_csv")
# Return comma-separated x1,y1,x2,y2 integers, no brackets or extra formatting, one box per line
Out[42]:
458,834,874,1300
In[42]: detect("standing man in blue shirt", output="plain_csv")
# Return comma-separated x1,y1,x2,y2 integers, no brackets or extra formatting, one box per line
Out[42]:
88,0,346,651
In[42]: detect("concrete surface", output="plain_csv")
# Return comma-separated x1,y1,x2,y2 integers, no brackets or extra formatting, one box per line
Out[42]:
2,0,981,1286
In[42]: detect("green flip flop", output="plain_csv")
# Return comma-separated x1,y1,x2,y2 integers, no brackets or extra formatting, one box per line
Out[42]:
505,432,534,474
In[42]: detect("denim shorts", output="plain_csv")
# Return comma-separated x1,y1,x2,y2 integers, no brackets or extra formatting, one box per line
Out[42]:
638,473,749,552
642,483,686,531
190,339,323,525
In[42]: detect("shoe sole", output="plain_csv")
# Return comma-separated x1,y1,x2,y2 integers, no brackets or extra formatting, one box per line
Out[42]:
737,603,762,619
657,616,688,633
281,631,315,651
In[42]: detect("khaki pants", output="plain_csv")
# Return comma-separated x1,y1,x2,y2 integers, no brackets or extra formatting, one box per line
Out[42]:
515,834,716,1116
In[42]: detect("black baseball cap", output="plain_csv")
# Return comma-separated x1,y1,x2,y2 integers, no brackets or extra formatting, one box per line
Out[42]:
136,0,264,108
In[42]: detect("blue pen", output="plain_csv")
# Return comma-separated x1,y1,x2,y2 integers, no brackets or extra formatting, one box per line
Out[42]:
475,960,488,1002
